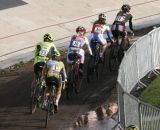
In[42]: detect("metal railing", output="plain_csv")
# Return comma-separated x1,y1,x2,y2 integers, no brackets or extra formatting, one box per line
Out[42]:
117,27,160,130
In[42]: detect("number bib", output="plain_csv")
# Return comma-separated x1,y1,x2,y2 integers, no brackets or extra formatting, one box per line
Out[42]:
115,16,125,22
47,63,61,77
94,26,103,34
39,50,48,57
71,40,81,48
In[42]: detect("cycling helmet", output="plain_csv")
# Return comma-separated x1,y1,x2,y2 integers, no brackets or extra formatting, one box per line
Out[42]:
121,4,131,12
98,13,106,20
126,124,138,130
44,33,54,42
76,26,86,35
52,51,61,57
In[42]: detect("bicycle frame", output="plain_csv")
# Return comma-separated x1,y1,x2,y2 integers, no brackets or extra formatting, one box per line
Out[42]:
66,57,81,99
30,66,45,114
45,81,56,128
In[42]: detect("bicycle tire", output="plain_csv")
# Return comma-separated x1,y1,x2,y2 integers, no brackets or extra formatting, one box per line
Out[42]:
109,43,120,72
45,100,50,128
30,96,37,114
45,85,54,128
66,79,74,100
30,83,41,114
86,56,93,83
73,72,80,94
66,59,81,99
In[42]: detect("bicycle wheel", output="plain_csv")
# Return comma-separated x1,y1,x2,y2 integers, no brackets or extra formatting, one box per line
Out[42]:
94,48,100,79
109,43,119,72
45,99,51,128
30,83,40,114
73,72,80,94
45,86,54,128
30,95,37,114
66,78,75,100
86,56,93,83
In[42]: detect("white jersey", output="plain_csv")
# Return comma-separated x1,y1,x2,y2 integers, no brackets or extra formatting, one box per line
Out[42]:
68,35,92,55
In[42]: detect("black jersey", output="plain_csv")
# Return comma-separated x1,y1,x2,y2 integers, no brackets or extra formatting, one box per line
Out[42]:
114,11,132,25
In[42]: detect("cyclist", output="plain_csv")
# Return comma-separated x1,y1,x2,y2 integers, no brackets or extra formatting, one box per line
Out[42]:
67,26,92,75
31,33,60,96
90,13,113,61
111,4,134,43
125,124,138,130
42,51,67,114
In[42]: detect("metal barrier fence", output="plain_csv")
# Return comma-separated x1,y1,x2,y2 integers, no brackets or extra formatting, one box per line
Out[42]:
117,27,160,130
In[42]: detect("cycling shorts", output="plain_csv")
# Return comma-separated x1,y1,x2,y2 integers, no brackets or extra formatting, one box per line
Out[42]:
34,62,45,79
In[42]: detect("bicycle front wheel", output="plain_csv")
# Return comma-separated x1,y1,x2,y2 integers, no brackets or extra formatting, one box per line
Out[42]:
45,100,51,128
30,96,37,114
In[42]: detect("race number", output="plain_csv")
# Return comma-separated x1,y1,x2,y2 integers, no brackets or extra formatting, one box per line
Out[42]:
94,27,103,34
52,64,61,71
39,50,48,57
115,16,125,22
72,41,81,47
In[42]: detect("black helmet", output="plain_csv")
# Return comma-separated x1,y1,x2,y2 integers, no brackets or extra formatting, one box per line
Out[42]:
121,4,131,12
126,124,138,130
51,51,61,57
43,33,54,42
98,13,106,20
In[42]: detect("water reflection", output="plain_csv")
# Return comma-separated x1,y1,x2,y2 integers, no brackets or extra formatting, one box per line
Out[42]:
73,102,119,130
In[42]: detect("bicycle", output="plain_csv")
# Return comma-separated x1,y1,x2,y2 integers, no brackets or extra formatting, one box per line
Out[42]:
66,53,82,99
87,40,106,83
109,31,133,71
30,67,45,114
44,80,56,128
44,77,65,128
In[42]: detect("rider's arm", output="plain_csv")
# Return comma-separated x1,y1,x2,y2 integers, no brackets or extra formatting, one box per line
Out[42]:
51,44,61,56
105,25,113,43
106,31,113,43
85,37,93,55
60,62,67,81
129,15,133,31
34,43,41,57
41,64,47,78
34,47,37,58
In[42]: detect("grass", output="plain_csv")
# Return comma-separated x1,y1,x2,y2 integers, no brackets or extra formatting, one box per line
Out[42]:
139,76,160,107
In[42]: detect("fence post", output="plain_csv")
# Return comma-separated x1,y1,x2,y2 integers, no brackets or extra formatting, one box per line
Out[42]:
117,83,125,128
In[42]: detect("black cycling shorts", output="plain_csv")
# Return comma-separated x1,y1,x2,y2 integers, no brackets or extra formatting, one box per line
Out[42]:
34,62,45,79
45,76,62,88
111,24,126,38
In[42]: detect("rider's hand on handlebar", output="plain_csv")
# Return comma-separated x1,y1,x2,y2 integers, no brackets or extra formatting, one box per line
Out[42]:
129,30,134,38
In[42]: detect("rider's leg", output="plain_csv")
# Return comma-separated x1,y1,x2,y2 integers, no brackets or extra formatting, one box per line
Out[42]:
97,35,108,59
54,85,62,113
31,74,36,96
101,43,108,58
31,63,39,96
42,77,50,109
67,53,73,76
78,49,84,73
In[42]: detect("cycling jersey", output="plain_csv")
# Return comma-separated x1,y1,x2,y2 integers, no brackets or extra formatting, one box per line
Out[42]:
69,35,92,54
114,11,132,24
46,59,67,80
112,11,133,31
67,35,92,64
90,22,112,47
34,42,60,65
